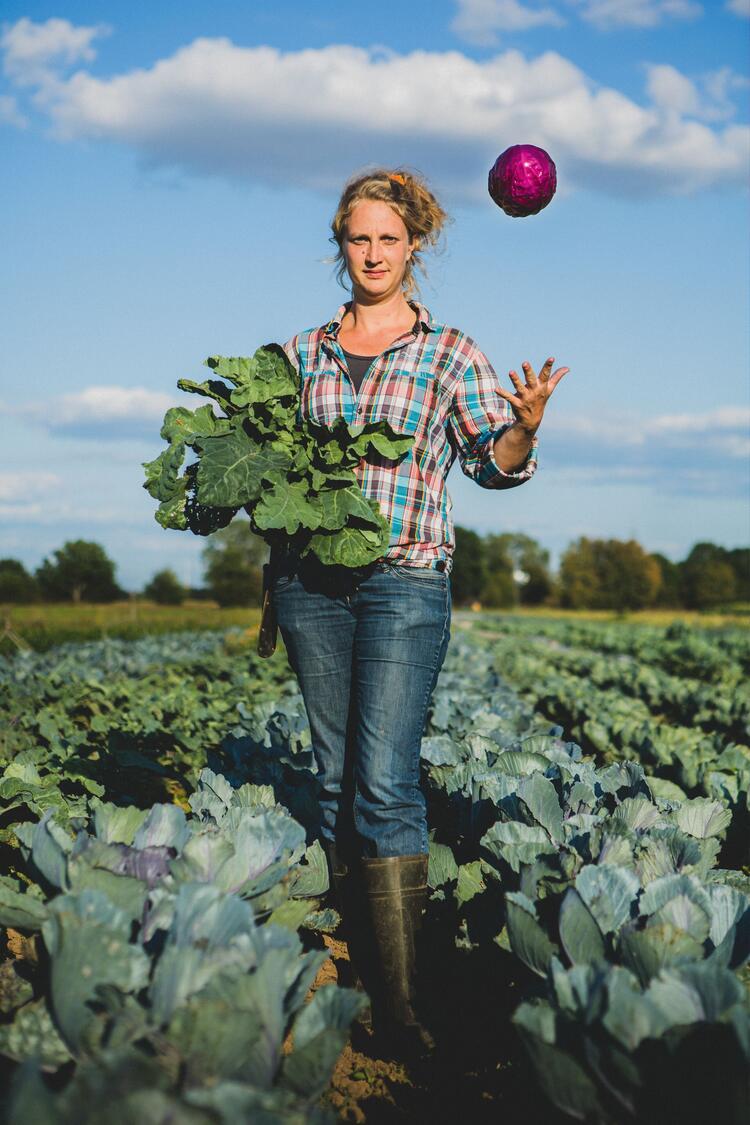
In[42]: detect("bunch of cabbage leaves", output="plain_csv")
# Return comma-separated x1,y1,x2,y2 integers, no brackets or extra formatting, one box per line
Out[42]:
142,346,414,568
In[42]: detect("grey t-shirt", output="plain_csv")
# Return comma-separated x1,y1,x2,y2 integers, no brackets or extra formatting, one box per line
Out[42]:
342,349,378,393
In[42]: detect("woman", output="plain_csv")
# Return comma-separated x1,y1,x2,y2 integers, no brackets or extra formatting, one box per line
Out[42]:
272,167,569,1059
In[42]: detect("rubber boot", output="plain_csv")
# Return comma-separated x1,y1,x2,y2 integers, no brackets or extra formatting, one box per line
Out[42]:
360,854,434,1064
321,841,372,1027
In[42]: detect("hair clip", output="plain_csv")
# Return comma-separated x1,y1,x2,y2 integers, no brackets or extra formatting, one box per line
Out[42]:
388,173,406,186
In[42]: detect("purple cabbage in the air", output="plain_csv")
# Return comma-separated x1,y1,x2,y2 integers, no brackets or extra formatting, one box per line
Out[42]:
488,144,557,217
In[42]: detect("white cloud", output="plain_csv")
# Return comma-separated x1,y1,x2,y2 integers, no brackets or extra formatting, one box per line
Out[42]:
538,405,750,495
452,0,705,38
645,62,750,123
451,1,565,46
0,471,62,502
0,93,27,127
645,64,701,116
725,0,750,17
8,385,179,440
0,15,110,88
544,405,750,449
1,22,747,202
565,0,703,29
0,500,147,526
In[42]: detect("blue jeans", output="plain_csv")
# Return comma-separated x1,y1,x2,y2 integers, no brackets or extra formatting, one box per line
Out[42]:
272,553,451,859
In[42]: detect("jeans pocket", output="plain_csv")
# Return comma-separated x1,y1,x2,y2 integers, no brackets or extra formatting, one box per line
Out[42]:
387,563,448,587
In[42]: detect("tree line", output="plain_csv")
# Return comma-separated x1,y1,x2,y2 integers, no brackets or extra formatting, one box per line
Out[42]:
0,528,747,611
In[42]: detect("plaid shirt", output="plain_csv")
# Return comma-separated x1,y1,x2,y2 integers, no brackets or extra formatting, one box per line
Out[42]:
283,300,539,573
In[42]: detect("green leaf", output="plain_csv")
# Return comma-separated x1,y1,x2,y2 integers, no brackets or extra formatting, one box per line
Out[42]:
674,798,732,839
196,430,293,509
154,486,189,531
142,442,186,502
494,751,550,776
282,986,367,1102
0,882,49,931
160,404,233,444
226,350,299,407
456,861,485,907
514,1003,605,1121
30,814,74,891
601,965,671,1051
481,821,558,873
253,479,324,535
267,899,315,931
558,887,606,965
312,485,382,532
505,892,558,977
0,999,72,1070
307,517,389,568
518,773,565,844
575,864,640,935
93,804,149,846
42,890,150,1055
176,377,235,413
428,842,459,889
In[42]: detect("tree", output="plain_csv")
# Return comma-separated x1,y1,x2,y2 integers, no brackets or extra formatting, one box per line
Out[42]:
143,568,186,606
680,543,737,609
490,532,552,606
559,537,600,609
726,548,750,602
481,534,517,608
0,559,41,604
451,527,487,606
650,553,683,607
202,521,269,608
35,540,123,603
599,540,661,611
559,537,661,611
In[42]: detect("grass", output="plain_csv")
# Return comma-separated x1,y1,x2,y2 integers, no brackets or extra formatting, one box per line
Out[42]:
465,605,750,628
2,598,747,656
0,599,263,655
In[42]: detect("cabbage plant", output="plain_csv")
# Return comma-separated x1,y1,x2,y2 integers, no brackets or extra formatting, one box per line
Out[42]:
142,346,415,567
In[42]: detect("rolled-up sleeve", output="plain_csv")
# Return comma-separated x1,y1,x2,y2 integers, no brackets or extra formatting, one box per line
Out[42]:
282,334,301,375
446,344,539,490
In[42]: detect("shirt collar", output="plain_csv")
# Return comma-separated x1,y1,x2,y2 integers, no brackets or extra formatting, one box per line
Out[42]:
323,299,436,340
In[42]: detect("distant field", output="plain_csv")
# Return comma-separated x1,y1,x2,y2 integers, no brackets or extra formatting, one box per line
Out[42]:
0,599,263,655
477,604,750,628
1,597,747,656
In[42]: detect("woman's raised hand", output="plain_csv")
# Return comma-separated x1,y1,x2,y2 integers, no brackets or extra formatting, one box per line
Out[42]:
496,357,569,435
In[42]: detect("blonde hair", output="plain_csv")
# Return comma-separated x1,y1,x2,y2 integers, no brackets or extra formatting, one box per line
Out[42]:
328,167,451,300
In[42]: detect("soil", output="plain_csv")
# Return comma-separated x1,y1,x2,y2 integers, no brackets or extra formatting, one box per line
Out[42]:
300,929,567,1125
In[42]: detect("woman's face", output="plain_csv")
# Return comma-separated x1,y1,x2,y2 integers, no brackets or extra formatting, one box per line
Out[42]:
342,199,417,302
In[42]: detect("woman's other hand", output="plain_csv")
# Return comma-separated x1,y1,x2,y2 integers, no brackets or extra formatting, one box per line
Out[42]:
497,357,569,435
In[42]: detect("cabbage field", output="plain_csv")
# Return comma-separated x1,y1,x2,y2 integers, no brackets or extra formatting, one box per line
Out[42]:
0,613,748,1124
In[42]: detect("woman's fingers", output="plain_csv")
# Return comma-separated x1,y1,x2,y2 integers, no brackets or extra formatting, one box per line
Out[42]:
536,358,555,383
522,360,540,386
547,366,570,392
496,384,521,405
502,359,569,404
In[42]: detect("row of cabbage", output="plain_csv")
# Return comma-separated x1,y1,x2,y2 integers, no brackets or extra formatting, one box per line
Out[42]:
0,767,364,1123
0,631,366,1122
471,616,750,681
482,625,749,743
464,619,750,869
421,638,750,1123
2,623,749,1122
0,627,297,833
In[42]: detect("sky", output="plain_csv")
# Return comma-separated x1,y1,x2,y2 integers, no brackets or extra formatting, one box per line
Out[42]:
1,0,748,593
